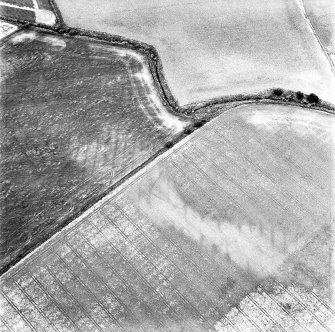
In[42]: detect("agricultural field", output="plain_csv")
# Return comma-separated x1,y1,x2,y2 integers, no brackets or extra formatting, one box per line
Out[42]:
303,0,335,53
55,0,335,106
0,29,188,272
0,0,56,25
1,103,333,331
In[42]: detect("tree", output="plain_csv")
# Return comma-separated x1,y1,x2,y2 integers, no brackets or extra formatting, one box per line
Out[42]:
193,119,207,128
307,93,319,104
296,91,304,100
165,141,174,148
273,88,283,97
184,128,192,135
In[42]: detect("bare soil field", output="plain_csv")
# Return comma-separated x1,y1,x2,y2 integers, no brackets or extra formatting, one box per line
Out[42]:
0,29,187,272
1,104,333,331
55,0,335,106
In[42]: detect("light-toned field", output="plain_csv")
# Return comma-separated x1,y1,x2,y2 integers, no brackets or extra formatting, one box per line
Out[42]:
55,0,335,105
1,104,334,331
303,0,335,53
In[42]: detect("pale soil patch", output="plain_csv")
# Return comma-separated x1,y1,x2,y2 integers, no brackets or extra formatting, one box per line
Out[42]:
247,107,335,143
41,34,66,48
9,30,66,48
56,0,335,105
126,105,334,280
35,8,56,25
0,19,17,39
1,104,333,331
10,30,36,43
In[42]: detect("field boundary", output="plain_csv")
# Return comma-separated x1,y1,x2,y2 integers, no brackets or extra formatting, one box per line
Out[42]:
1,2,335,275
1,0,335,117
1,97,333,277
1,100,333,282
187,97,335,121
0,121,195,276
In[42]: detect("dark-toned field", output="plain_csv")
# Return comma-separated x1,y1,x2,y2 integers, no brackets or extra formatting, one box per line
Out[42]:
0,5,35,22
0,0,56,25
1,0,34,8
1,104,333,331
0,29,187,272
36,0,53,11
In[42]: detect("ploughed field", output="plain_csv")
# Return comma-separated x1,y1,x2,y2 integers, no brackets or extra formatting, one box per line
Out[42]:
55,0,335,105
1,104,333,331
0,29,187,272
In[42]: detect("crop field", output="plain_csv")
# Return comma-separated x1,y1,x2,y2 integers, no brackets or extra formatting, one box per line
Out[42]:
0,29,188,272
0,0,56,25
1,104,333,331
55,0,335,106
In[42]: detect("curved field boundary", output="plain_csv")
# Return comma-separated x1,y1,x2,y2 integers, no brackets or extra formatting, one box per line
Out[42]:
4,23,335,117
1,0,335,117
1,1,335,275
